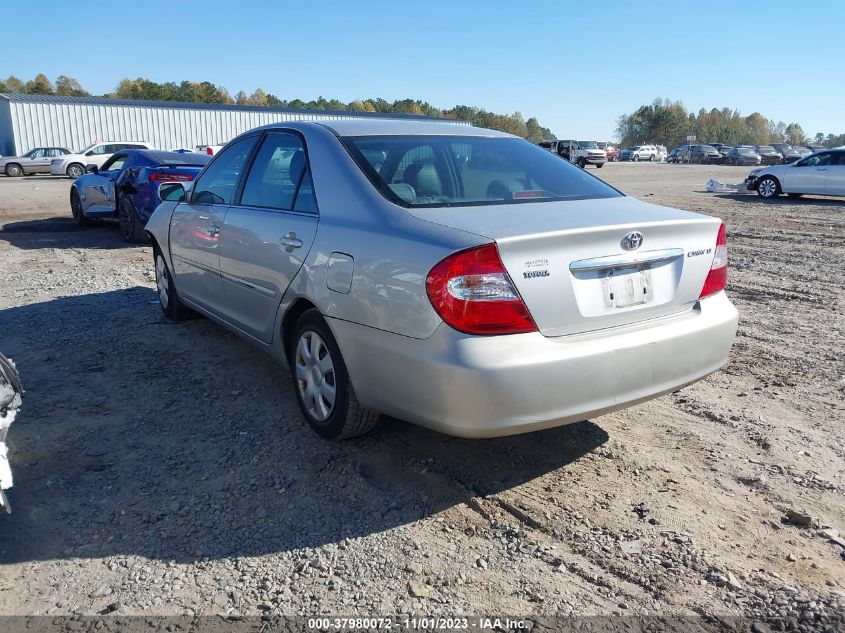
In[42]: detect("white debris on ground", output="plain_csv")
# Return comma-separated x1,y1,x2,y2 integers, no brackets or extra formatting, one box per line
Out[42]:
705,178,748,193
0,353,22,513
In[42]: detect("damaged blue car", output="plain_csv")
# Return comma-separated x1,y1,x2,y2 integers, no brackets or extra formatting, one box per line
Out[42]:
69,149,211,242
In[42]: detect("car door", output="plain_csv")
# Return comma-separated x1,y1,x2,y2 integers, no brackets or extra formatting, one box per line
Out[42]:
22,149,49,174
217,131,319,342
77,153,128,216
170,134,259,314
824,151,845,196
783,152,834,194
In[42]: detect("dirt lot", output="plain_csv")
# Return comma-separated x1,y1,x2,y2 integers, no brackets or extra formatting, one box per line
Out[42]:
0,164,842,627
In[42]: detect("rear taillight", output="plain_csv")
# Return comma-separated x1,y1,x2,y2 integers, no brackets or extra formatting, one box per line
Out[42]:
206,147,214,155
699,223,728,298
426,244,537,335
150,173,194,182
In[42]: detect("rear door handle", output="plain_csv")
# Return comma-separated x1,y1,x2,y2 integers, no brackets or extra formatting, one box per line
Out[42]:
817,167,828,171
280,232,303,251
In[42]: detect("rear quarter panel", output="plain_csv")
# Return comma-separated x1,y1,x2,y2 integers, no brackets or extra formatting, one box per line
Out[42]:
278,125,484,341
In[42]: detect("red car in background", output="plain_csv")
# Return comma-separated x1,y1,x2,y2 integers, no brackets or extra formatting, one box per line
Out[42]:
598,141,620,162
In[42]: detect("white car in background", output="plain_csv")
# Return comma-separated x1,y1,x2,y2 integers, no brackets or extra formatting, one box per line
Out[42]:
51,141,154,178
195,144,224,156
746,148,845,198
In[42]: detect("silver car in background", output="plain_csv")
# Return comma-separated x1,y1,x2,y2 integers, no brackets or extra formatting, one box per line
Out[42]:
746,148,845,198
146,120,738,439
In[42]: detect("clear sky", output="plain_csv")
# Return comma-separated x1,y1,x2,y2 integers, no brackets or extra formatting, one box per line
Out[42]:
3,0,842,139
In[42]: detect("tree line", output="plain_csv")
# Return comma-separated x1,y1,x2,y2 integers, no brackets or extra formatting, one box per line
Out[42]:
0,74,555,142
616,98,845,149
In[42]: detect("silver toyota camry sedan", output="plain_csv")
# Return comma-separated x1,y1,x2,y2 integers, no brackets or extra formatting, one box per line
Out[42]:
146,119,738,439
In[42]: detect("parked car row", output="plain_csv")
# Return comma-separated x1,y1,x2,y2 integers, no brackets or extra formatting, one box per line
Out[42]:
667,143,815,166
1,141,227,178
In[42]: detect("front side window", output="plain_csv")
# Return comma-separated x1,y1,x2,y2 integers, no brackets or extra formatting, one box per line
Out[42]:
88,145,111,156
240,133,316,212
797,152,834,167
192,135,258,205
29,149,46,158
344,135,621,208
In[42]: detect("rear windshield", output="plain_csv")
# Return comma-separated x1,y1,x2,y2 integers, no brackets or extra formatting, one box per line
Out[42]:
343,136,621,208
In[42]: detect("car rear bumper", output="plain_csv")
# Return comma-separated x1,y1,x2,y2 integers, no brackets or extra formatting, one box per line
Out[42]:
330,292,738,438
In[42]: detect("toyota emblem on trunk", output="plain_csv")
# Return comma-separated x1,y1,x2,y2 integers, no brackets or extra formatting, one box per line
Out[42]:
621,231,644,250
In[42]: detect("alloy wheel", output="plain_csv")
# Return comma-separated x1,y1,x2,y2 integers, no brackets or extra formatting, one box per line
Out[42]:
758,178,778,198
67,164,83,179
294,331,336,421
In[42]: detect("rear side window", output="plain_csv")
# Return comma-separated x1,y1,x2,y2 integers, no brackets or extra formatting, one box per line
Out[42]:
240,133,317,212
344,135,620,208
192,136,258,205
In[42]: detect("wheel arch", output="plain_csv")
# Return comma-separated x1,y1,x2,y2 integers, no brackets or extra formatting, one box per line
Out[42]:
281,298,320,362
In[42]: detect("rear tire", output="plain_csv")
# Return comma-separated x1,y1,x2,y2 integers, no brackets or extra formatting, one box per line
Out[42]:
290,309,379,440
577,158,586,169
154,248,191,321
650,154,656,162
66,163,85,179
4,164,22,177
756,176,781,198
118,197,147,243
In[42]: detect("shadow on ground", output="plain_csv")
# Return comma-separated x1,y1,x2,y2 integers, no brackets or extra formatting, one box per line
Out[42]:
712,193,844,206
0,217,142,250
0,288,607,564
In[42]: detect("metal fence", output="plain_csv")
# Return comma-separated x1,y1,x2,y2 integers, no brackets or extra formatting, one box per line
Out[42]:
0,94,468,156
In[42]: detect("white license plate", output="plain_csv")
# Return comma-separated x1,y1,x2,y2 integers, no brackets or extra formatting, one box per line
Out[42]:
600,267,652,308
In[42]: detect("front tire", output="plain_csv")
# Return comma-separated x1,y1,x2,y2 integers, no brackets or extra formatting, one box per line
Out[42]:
595,163,604,168
633,154,640,162
290,310,379,440
577,158,586,168
4,164,22,177
756,176,781,198
118,197,147,243
650,154,656,162
154,248,191,321
70,188,90,225
66,163,85,179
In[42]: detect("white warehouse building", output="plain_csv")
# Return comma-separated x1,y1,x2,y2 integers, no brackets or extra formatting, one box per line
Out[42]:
0,94,465,156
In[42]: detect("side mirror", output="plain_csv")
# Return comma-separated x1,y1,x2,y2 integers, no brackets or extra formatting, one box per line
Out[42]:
85,164,98,174
85,150,95,157
159,182,188,202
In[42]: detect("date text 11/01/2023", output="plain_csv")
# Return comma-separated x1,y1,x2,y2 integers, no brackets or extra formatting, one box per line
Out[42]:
306,617,530,631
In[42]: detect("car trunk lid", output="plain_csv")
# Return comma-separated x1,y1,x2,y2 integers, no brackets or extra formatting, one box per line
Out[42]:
409,196,722,337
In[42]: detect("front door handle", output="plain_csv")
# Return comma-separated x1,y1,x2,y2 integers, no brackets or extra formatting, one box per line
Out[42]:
280,232,303,251
817,167,828,171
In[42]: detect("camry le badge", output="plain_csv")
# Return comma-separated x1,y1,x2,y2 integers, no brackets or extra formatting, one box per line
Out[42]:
621,231,644,251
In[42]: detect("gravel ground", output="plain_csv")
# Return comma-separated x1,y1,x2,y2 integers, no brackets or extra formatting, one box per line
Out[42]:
0,165,842,628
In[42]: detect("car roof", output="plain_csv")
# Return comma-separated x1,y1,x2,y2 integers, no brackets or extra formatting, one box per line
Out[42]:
255,119,516,138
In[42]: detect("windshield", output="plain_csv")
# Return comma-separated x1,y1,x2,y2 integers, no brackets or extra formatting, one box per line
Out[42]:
700,145,717,152
76,143,97,154
757,146,775,152
343,135,621,208
578,141,598,149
